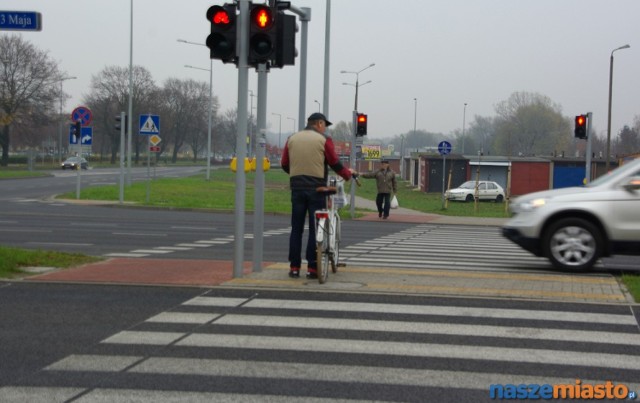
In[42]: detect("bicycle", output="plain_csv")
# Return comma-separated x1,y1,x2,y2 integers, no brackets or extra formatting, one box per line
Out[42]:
314,173,360,284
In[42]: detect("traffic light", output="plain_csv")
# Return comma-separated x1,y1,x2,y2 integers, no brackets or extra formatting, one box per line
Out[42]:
356,113,368,136
206,4,237,64
574,114,587,139
114,114,128,134
273,12,297,68
248,4,277,66
73,120,81,137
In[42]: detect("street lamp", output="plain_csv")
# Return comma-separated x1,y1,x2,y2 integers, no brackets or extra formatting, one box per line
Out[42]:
56,76,77,164
462,103,468,154
272,113,282,148
179,39,214,180
287,117,296,133
340,62,375,111
314,99,321,112
606,44,630,171
413,98,417,134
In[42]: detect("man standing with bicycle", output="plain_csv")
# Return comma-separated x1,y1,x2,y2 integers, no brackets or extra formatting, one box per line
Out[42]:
281,113,355,279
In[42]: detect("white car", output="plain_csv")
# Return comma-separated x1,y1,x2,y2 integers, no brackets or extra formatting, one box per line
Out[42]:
446,180,505,202
502,158,640,271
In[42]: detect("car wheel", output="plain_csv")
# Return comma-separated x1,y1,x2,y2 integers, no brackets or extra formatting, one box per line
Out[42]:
542,217,602,272
495,194,504,203
465,194,474,202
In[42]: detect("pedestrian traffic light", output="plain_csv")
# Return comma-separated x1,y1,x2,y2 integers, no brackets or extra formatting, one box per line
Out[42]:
248,4,277,66
574,114,587,139
206,4,237,64
273,12,297,68
114,114,128,134
356,113,368,136
74,120,81,136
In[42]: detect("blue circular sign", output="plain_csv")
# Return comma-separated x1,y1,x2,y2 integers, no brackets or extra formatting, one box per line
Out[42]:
438,141,452,156
71,106,93,126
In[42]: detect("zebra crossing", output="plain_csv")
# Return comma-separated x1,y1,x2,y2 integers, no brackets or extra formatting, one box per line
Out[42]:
341,224,554,272
3,291,638,402
103,227,291,258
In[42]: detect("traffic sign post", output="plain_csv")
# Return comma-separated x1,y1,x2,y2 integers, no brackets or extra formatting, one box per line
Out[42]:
438,141,452,209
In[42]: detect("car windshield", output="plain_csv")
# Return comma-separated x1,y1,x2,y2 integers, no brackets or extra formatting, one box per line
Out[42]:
458,181,476,189
587,159,640,187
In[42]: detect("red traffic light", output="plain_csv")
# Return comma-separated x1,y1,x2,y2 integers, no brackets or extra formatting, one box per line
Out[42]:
207,6,233,28
574,114,587,139
356,113,368,136
251,5,273,29
357,114,367,123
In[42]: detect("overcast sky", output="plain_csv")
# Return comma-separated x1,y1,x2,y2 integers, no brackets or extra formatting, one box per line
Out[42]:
5,0,640,142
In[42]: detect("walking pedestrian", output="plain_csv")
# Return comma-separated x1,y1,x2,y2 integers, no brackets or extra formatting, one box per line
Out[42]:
362,159,397,219
281,113,356,279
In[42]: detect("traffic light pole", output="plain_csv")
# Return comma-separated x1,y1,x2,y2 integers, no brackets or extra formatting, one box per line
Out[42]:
253,63,268,273
233,0,250,279
349,110,357,218
585,112,593,183
119,112,125,204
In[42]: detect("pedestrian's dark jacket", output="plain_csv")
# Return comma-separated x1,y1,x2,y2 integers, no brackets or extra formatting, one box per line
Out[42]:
281,126,351,190
363,167,397,194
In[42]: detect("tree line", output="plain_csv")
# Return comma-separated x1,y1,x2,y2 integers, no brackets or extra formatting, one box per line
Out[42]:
1,34,638,167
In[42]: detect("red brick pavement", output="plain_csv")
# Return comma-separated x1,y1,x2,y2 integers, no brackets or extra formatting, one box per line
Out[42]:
26,258,262,287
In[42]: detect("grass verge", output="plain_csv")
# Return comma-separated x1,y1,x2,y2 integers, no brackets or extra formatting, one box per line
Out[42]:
621,274,640,302
0,246,102,279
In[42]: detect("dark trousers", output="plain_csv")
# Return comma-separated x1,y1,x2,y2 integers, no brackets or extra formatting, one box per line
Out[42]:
376,192,391,218
289,189,326,269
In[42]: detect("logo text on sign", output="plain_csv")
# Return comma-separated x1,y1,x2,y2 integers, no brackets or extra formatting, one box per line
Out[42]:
362,145,381,160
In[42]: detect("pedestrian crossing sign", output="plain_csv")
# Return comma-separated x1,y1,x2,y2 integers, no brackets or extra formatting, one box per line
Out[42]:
139,114,160,135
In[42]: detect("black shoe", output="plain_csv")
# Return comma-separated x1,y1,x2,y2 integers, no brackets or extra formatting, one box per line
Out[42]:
306,271,318,279
288,269,300,278
378,213,382,218
383,216,388,219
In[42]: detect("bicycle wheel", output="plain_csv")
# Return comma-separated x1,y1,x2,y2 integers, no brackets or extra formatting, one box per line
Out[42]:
317,239,329,284
331,214,341,273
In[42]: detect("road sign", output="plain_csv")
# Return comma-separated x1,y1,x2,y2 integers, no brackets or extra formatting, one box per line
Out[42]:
149,134,161,146
69,126,92,145
438,140,452,156
0,11,42,31
71,106,93,126
149,146,161,152
139,114,160,135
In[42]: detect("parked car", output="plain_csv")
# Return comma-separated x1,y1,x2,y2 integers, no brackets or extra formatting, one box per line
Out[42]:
502,158,640,271
446,180,505,202
61,156,88,170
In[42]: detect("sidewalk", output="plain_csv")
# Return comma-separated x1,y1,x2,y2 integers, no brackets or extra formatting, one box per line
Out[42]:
18,196,632,304
353,195,510,226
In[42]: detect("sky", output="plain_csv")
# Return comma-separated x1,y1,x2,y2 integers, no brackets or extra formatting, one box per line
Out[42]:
4,0,640,142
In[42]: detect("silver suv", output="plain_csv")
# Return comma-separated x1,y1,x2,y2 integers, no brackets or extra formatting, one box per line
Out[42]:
502,158,640,271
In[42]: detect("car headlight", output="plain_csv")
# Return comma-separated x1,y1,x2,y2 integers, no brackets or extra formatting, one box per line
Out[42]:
516,198,547,212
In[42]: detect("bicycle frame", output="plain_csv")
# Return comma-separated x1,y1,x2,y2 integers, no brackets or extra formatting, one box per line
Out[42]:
315,176,344,283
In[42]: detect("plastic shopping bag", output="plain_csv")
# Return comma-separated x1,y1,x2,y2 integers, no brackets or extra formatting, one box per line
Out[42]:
390,195,399,209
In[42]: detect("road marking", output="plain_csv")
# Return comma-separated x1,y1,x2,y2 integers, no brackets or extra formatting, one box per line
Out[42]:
103,253,149,258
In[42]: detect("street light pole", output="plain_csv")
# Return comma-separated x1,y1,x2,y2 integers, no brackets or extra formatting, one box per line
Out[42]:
340,63,375,112
413,98,417,134
56,76,77,164
606,44,630,172
314,99,321,112
462,103,468,154
287,117,296,134
272,113,282,148
184,62,213,180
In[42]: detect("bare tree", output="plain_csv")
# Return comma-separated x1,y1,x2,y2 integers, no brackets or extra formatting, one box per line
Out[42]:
493,92,570,157
84,65,158,164
0,35,62,166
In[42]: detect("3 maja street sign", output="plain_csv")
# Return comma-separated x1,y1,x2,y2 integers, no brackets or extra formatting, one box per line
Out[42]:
0,11,42,31
139,114,160,135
